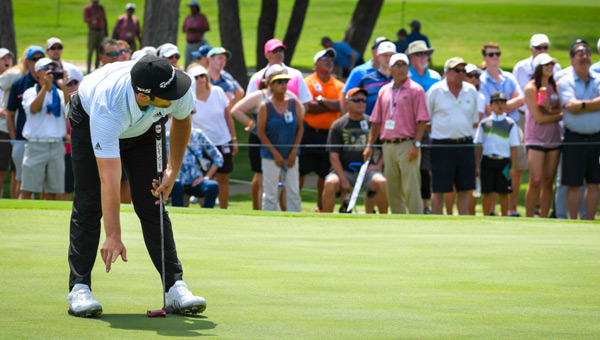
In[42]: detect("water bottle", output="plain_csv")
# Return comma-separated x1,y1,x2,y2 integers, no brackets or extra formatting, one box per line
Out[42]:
537,87,547,106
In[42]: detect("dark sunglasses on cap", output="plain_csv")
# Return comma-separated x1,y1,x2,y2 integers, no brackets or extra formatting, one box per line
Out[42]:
272,79,289,85
414,51,431,57
42,66,57,71
348,98,367,103
49,45,63,51
271,47,285,54
533,45,549,51
573,48,591,57
105,51,121,57
451,68,466,73
484,52,501,58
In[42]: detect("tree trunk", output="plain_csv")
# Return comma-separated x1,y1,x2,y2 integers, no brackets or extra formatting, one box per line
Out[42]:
282,0,309,66
0,0,17,64
256,0,278,70
218,0,248,90
343,0,384,56
142,0,181,48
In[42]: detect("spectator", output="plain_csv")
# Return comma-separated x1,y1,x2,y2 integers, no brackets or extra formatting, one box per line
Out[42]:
117,40,132,61
0,48,16,198
557,39,600,220
358,41,396,115
98,39,121,67
321,37,362,78
190,44,212,68
159,44,183,70
427,57,479,215
323,87,387,213
301,48,344,212
406,20,430,47
395,29,408,54
479,42,525,216
83,0,107,73
182,1,210,69
45,38,84,86
168,128,222,208
523,53,563,218
364,53,430,214
6,46,45,198
257,72,304,212
591,38,600,74
131,46,156,61
60,76,80,201
112,3,141,52
188,65,237,209
207,47,244,105
19,58,68,200
474,91,520,216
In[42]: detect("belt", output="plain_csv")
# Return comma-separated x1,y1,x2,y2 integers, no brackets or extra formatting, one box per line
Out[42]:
384,137,413,144
565,128,600,137
485,154,506,160
304,124,330,134
438,136,472,143
27,138,62,143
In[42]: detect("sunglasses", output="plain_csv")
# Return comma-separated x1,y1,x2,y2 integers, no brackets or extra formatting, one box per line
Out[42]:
413,51,431,57
42,66,57,71
168,54,181,60
491,100,507,104
485,52,501,58
534,45,549,51
120,48,131,53
573,48,591,57
272,79,289,85
271,47,285,54
194,74,206,80
49,45,63,51
67,80,79,86
105,51,121,57
348,98,367,103
451,68,466,73
466,72,480,78
29,56,43,62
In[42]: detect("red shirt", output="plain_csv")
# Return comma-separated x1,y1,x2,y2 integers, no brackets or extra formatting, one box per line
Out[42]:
112,14,140,42
83,3,106,30
183,13,210,43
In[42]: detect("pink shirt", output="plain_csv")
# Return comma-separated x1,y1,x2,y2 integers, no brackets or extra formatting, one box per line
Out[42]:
112,14,140,42
524,80,562,148
370,79,430,140
83,3,106,30
183,13,210,43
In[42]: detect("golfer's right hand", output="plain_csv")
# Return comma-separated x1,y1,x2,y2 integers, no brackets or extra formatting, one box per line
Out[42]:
100,236,127,273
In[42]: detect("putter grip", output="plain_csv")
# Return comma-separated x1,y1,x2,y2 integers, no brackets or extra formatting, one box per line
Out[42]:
155,125,163,174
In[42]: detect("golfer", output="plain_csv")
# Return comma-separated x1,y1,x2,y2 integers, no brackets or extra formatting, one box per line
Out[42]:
67,55,206,317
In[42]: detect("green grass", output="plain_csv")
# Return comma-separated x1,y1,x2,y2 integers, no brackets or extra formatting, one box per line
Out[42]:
12,0,600,70
1,200,599,339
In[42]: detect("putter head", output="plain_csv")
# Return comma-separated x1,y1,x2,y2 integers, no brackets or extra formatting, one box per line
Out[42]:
147,307,166,318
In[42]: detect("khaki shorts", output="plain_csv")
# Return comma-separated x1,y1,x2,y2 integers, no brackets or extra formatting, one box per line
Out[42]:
21,141,65,193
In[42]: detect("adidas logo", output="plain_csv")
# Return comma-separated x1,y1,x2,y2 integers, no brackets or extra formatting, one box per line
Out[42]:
94,142,102,150
153,112,163,118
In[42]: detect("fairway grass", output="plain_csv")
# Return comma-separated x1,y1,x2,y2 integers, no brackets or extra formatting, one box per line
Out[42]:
1,200,599,339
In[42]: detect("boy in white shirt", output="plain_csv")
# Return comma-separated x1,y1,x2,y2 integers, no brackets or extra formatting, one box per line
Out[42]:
19,58,67,200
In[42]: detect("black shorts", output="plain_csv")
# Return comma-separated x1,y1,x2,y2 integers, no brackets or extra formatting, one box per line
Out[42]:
64,153,74,193
248,133,262,173
561,129,600,186
430,138,476,193
526,145,561,152
299,152,331,178
0,131,14,171
216,143,234,174
480,156,512,194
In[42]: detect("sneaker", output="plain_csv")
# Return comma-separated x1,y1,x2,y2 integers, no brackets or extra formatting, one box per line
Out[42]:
166,280,207,315
423,207,432,215
67,284,103,317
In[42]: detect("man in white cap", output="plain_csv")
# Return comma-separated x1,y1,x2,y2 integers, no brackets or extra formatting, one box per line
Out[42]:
111,3,141,51
364,53,430,214
45,37,84,85
513,34,562,94
66,55,206,316
357,41,397,115
159,44,183,70
19,58,68,200
301,48,345,212
427,57,479,215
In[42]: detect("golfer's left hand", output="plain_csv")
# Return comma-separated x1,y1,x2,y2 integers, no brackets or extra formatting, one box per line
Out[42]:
151,168,175,204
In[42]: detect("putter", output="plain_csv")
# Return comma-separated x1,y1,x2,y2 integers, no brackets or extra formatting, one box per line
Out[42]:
346,160,370,213
277,164,288,210
147,124,167,318
340,162,361,213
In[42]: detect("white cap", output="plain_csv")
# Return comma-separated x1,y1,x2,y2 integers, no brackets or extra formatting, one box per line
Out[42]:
532,53,558,69
530,34,550,47
126,3,135,10
34,58,59,72
265,64,286,79
313,48,336,64
45,37,62,50
389,53,409,67
160,46,180,58
377,41,397,55
140,46,157,56
188,65,207,77
465,63,480,74
597,37,600,51
0,48,13,59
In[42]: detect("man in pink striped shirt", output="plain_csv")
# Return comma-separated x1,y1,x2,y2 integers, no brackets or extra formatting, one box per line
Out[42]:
364,53,430,214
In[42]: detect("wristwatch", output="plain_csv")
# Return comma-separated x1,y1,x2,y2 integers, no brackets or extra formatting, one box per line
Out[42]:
581,101,587,110
414,141,421,148
315,95,323,103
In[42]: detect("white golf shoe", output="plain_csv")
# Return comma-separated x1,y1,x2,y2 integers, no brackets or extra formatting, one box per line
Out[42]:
165,280,207,314
67,284,103,317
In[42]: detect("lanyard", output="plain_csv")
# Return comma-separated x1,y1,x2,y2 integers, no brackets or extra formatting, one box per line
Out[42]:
389,86,402,119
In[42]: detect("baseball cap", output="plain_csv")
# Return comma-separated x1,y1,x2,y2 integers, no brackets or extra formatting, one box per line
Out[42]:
207,47,232,59
532,53,558,69
26,46,45,60
34,58,59,72
377,41,397,55
490,91,507,103
0,48,13,59
187,65,207,78
530,34,550,47
264,38,286,55
269,73,292,84
446,57,466,70
131,55,192,100
346,87,368,98
597,38,600,51
371,36,389,50
265,64,286,79
321,37,333,46
569,39,590,57
313,48,336,63
465,63,480,75
188,1,199,7
406,40,434,55
126,3,135,10
389,53,409,67
45,37,62,50
191,44,212,58
159,46,180,58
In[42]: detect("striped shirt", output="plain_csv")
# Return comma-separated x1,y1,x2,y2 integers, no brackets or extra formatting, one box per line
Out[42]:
358,70,393,115
474,113,520,158
78,61,194,158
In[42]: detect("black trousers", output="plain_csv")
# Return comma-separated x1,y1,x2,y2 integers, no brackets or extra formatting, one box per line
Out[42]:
68,94,183,292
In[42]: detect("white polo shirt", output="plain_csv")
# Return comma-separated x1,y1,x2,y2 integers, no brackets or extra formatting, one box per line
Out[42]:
22,85,66,139
427,79,479,139
246,63,313,104
78,60,193,158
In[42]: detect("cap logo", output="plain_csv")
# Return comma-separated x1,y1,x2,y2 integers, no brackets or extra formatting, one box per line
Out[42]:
136,86,151,94
159,68,176,89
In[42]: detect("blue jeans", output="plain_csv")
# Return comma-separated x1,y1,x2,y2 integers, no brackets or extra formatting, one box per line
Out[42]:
171,180,219,208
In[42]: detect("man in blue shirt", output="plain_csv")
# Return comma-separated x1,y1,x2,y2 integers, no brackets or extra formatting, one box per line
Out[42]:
321,37,361,78
406,20,430,47
357,41,396,115
406,40,440,93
